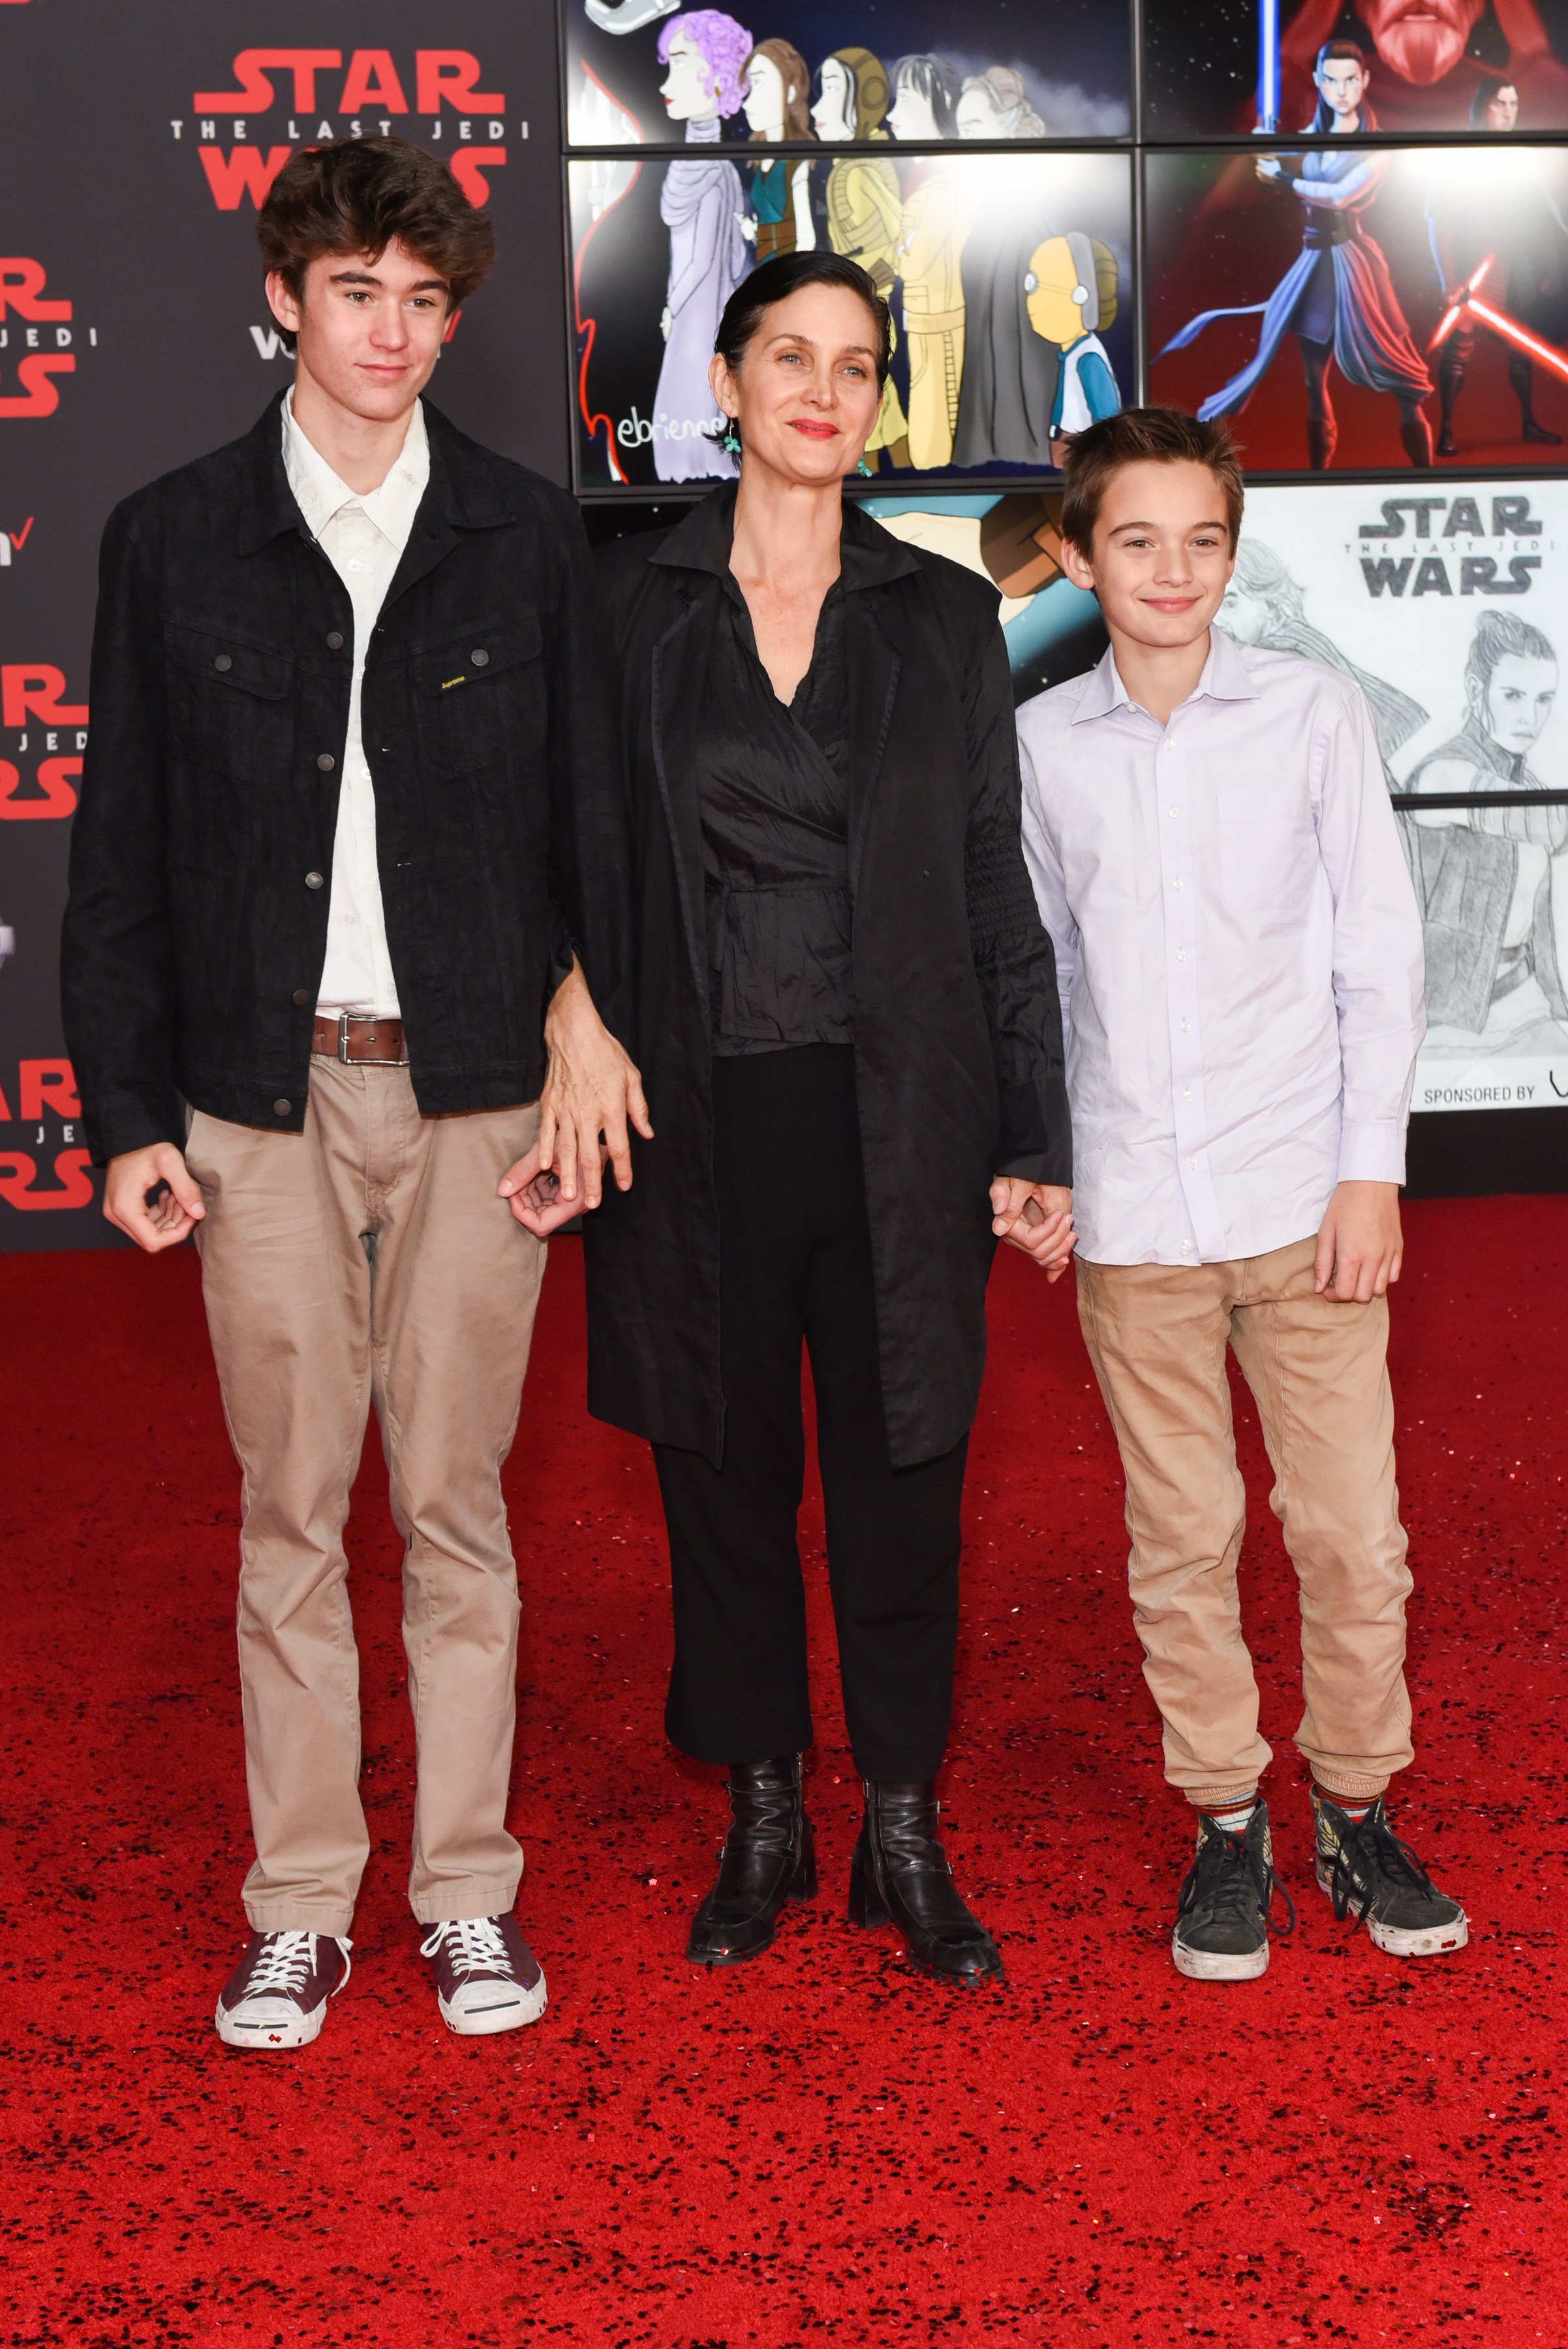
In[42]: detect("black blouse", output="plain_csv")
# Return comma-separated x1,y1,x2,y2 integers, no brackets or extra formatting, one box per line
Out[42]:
698,576,856,1056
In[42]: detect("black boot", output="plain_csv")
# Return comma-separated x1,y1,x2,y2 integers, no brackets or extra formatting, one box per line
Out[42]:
1511,354,1563,444
685,1755,816,1965
1305,414,1337,472
1400,412,1435,468
848,1781,1002,1983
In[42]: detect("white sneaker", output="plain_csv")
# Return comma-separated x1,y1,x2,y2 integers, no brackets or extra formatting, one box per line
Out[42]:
215,1929,352,2050
420,1914,547,2036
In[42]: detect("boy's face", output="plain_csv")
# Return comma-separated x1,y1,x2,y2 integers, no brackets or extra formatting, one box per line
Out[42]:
1062,459,1235,652
266,239,451,424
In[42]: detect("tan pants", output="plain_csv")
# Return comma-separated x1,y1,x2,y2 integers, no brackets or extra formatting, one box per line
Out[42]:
186,1061,546,1934
1075,1238,1414,1805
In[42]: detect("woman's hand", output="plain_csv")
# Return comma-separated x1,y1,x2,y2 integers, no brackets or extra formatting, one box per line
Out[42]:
990,1179,1076,1280
498,962,651,1232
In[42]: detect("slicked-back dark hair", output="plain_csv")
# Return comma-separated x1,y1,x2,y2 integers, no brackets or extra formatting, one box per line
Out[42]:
1060,406,1246,553
715,249,892,387
258,137,496,310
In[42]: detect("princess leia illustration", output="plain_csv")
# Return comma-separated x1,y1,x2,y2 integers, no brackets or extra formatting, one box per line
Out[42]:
1160,40,1434,470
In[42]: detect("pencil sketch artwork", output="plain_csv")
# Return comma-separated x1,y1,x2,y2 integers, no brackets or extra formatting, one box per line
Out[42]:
1220,481,1568,1114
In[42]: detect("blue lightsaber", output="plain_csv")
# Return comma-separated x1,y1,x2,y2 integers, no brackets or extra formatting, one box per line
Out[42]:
1257,0,1280,132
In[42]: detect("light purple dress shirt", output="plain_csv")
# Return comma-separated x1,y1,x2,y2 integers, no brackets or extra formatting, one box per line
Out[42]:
1017,628,1426,1268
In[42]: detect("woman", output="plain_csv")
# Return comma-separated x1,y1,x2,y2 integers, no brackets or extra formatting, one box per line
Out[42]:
1159,40,1433,469
812,46,912,468
564,253,1072,1983
739,38,815,263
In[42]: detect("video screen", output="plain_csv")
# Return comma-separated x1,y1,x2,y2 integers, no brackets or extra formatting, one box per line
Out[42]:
570,149,1132,487
1146,142,1568,473
1142,0,1568,137
562,1,1131,147
1222,476,1568,1110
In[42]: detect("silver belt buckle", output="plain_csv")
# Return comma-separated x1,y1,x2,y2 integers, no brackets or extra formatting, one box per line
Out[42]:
337,1010,352,1063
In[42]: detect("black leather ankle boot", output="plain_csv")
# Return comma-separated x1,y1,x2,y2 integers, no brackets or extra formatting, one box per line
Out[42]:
848,1781,1003,1982
686,1755,817,1965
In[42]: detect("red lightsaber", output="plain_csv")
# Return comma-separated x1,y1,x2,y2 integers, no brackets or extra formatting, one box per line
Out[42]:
1428,254,1568,384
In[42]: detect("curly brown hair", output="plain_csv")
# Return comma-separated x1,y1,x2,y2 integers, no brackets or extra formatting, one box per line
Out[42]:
257,137,496,309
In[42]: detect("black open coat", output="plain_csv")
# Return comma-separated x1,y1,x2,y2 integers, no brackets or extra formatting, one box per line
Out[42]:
583,488,1071,1470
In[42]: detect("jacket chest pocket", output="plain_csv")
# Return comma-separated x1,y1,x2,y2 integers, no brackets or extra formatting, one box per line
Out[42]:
165,624,296,788
1216,784,1316,914
411,616,546,778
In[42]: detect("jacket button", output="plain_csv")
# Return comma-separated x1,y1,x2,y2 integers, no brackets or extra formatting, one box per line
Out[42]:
305,870,324,889
273,1098,292,1117
316,752,335,772
326,630,344,650
292,987,311,1006
213,652,232,671
470,648,489,667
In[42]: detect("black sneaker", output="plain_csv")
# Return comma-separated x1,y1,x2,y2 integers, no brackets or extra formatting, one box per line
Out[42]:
215,1929,352,2050
1171,1805,1294,1981
1312,1791,1468,1957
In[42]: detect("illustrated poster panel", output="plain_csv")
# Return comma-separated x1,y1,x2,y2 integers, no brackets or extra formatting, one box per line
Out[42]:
570,149,1132,486
1225,476,1568,1113
1147,143,1568,473
1143,0,1568,138
564,1,1130,147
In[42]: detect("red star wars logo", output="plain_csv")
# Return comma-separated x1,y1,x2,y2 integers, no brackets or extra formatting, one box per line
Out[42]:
1,664,87,819
0,1061,91,1214
0,262,97,419
176,49,517,209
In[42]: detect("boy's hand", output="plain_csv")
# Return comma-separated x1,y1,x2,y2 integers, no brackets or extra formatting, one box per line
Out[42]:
1314,1180,1402,1302
991,1179,1076,1280
104,1142,206,1252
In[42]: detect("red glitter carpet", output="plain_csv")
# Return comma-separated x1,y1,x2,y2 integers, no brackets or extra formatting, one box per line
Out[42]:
2,1199,1565,2345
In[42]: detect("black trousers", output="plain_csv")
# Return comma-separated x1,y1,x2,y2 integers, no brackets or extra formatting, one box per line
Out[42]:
654,1045,967,1783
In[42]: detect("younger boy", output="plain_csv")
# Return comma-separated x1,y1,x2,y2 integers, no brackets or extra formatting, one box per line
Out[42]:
1017,407,1465,1979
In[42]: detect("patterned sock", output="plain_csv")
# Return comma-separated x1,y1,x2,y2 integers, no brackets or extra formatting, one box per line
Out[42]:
1197,1790,1258,1836
1315,1786,1376,1826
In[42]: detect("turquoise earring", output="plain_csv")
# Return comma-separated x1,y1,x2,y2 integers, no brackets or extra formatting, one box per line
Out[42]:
856,455,874,477
722,424,741,455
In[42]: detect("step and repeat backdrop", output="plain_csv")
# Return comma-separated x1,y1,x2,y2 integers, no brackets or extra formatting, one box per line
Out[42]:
3,0,1566,1247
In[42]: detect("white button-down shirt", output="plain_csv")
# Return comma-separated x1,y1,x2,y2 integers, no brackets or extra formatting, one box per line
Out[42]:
281,388,429,1017
1017,628,1425,1267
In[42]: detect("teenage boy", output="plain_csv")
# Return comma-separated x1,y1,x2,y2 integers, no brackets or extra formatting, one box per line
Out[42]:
62,140,645,2046
1016,407,1466,1980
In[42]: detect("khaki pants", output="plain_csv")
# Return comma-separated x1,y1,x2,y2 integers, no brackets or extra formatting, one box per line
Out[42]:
186,1060,546,1934
1075,1238,1414,1805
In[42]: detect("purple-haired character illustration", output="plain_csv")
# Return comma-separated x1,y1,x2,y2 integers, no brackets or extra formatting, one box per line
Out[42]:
653,10,752,482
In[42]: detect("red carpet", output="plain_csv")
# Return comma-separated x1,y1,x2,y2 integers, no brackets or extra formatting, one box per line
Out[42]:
1,1199,1564,2344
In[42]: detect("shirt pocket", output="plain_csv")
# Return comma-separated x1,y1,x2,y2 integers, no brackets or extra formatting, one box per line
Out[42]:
164,622,296,791
1216,784,1315,914
410,615,546,778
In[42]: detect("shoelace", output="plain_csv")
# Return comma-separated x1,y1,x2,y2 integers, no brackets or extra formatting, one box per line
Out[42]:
1184,1830,1297,1941
420,1916,515,1979
1325,1813,1438,1930
244,1930,352,1999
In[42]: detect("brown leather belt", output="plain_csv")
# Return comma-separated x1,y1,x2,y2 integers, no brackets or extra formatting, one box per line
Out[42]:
312,1012,409,1064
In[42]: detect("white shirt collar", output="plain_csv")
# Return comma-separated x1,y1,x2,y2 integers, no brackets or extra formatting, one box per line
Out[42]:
1070,624,1260,726
281,384,429,547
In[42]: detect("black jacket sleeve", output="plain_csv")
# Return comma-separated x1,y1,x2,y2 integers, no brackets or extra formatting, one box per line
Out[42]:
60,500,183,1165
961,615,1073,1188
543,494,634,1042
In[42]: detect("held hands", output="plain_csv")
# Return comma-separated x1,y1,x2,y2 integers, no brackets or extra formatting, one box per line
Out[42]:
104,1142,206,1253
498,960,652,1238
1313,1179,1403,1303
990,1179,1076,1280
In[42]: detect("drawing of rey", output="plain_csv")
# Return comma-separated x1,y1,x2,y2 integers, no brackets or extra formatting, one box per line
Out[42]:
1403,611,1568,1041
654,10,752,482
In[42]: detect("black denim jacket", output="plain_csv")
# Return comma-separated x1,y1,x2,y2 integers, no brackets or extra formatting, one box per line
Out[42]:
62,392,630,1164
